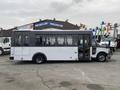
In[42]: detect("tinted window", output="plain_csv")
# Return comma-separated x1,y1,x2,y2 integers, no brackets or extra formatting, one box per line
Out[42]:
15,35,22,46
24,35,29,46
57,36,65,46
34,35,78,46
48,36,56,46
66,36,73,45
43,36,57,46
35,35,44,46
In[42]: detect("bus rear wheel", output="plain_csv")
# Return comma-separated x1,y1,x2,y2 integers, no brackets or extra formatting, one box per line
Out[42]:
97,53,107,62
33,55,46,64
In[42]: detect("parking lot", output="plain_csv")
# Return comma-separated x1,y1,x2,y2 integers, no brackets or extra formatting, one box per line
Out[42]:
0,50,120,90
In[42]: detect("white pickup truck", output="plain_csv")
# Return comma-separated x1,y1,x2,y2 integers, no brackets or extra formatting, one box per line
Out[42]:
99,37,117,51
0,37,11,55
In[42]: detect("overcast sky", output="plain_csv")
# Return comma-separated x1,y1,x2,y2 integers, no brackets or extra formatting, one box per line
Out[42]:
0,0,120,29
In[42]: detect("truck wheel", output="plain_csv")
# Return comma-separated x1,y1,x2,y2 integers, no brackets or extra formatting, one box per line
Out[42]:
0,48,3,55
34,55,45,64
97,53,107,62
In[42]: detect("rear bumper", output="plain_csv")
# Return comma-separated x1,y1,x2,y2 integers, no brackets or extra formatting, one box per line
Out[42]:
9,57,14,60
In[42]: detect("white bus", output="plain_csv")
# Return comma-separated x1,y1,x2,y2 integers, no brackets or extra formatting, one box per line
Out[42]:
10,30,111,64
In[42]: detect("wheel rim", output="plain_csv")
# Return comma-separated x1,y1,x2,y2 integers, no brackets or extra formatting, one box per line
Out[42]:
36,56,43,64
98,55,105,62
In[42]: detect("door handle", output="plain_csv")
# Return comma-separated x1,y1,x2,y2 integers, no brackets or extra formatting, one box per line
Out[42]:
75,52,77,54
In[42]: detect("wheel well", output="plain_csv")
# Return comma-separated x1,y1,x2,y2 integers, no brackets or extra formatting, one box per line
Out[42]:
32,53,47,61
97,52,107,57
0,47,4,52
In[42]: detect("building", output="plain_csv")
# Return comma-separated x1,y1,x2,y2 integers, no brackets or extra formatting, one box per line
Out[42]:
0,19,80,37
13,19,80,31
33,19,80,30
0,29,12,37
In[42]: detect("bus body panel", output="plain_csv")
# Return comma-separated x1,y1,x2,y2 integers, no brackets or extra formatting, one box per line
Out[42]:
11,47,78,61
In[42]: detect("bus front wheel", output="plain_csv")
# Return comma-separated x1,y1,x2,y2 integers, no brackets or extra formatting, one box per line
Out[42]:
33,54,46,64
97,53,107,62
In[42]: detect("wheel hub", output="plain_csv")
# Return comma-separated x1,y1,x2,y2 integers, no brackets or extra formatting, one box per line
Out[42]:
99,55,105,61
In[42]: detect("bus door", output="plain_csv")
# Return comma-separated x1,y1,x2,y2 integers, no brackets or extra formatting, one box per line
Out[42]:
78,35,91,61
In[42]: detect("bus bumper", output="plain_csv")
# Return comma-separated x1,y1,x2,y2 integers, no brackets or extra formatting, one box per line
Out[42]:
9,57,14,60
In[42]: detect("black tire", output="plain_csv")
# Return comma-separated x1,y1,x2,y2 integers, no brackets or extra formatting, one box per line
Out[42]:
97,53,107,62
33,55,45,64
0,48,3,55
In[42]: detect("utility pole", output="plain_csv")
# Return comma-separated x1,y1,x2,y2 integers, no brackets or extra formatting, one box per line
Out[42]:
113,23,118,39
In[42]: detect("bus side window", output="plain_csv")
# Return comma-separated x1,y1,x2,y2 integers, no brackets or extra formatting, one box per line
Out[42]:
46,37,50,46
73,35,78,46
42,37,46,46
24,35,29,46
49,36,56,46
57,36,65,46
15,35,22,46
66,36,73,46
35,35,43,46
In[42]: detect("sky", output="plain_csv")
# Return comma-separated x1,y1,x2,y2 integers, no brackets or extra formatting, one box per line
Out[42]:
0,0,120,29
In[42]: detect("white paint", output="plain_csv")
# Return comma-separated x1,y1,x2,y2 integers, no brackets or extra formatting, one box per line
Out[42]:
11,46,111,61
99,41,117,48
11,47,78,61
92,47,110,58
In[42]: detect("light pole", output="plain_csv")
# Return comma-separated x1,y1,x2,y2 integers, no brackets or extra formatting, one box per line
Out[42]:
114,23,118,39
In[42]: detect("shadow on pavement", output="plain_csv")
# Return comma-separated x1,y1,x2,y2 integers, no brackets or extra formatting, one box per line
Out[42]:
11,60,109,65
